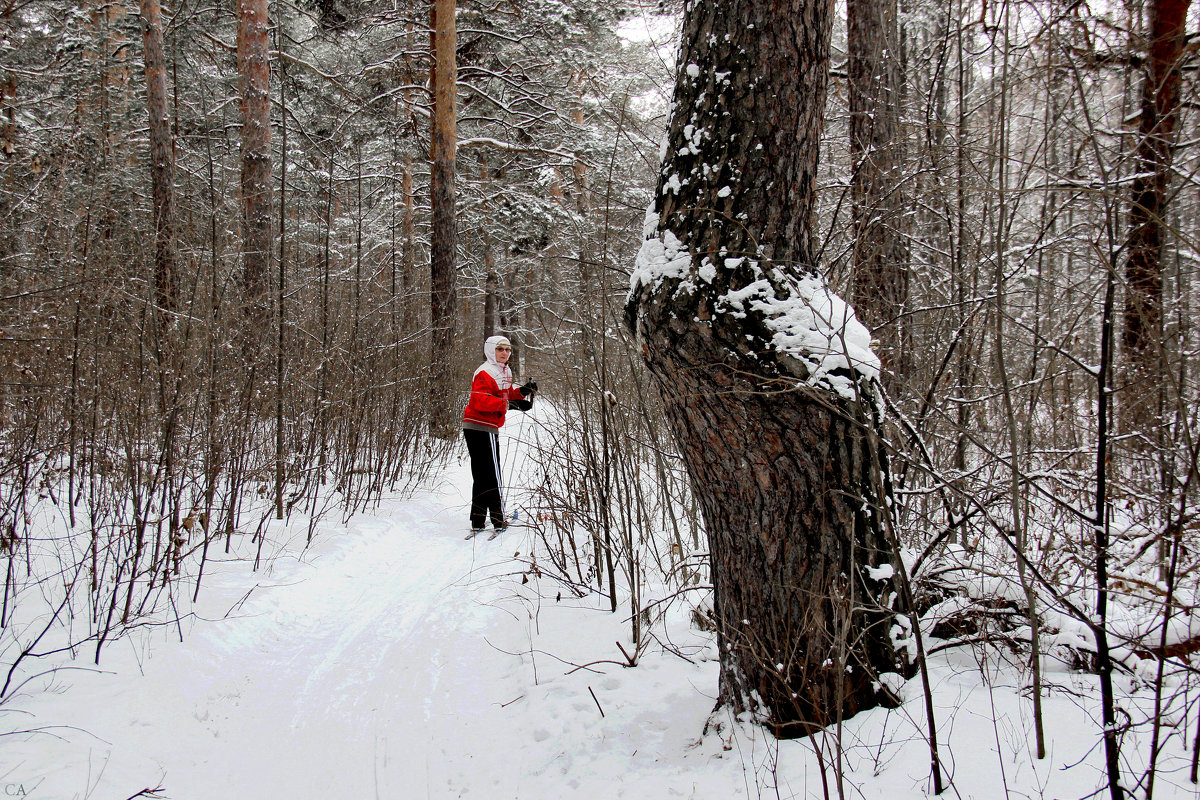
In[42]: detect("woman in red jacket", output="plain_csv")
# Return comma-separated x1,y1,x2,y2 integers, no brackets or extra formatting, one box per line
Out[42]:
462,335,535,538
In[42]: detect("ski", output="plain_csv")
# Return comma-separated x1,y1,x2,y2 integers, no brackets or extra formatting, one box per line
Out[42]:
467,511,525,541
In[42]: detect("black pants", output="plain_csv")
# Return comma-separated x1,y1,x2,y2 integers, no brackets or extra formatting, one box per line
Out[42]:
464,428,505,529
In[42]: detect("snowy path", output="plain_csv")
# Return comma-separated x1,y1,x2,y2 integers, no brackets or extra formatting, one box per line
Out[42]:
115,498,526,799
4,429,725,799
39,487,588,798
4,413,1170,799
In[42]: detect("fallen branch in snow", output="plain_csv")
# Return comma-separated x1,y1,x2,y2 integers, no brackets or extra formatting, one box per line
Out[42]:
925,634,1022,658
562,659,634,675
643,628,710,666
1133,633,1200,661
633,584,713,620
587,685,605,718
484,637,614,676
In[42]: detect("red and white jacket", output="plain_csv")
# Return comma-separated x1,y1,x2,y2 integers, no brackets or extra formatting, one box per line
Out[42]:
462,351,521,432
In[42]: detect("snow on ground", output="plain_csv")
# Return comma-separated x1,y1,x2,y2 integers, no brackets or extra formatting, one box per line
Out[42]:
2,409,1200,798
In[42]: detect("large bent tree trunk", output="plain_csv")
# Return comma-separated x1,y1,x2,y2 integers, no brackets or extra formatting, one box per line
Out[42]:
626,0,909,736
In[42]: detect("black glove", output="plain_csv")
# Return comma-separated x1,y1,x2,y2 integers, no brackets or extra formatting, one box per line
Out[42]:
519,380,538,397
509,397,533,412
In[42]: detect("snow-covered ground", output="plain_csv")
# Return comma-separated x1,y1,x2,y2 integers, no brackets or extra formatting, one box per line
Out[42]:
2,409,1199,799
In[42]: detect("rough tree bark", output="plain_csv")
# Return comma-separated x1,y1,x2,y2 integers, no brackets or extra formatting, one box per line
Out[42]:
401,26,420,335
429,0,458,436
402,151,417,333
481,159,497,337
625,0,909,736
237,0,272,338
848,0,909,380
1,72,14,160
139,0,176,316
1123,0,1190,438
500,268,521,377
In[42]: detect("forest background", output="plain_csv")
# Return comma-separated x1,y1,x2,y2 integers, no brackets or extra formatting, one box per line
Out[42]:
1,0,1199,797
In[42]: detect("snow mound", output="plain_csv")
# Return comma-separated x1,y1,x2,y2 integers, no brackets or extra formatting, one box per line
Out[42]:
631,210,880,397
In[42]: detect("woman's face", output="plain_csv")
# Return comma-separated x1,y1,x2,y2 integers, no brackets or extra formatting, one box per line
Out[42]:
494,344,512,365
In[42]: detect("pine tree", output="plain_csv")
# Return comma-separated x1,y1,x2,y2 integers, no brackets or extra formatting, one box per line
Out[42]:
626,0,909,735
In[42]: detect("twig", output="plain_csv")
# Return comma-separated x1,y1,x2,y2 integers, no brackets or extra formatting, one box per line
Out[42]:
125,787,166,799
588,685,605,718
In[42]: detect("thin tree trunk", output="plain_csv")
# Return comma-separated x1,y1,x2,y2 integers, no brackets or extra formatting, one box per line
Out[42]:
1123,0,1190,437
402,152,417,333
1097,226,1126,800
847,0,909,379
499,267,522,377
196,88,222,602
1,72,15,159
237,0,272,339
992,0,1045,759
482,160,497,337
318,158,333,484
484,258,497,337
428,0,458,436
1147,510,1183,797
952,1,974,546
275,41,287,520
139,0,175,315
1124,0,1190,587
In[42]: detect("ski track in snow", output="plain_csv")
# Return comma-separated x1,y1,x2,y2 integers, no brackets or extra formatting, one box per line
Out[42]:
6,411,1197,799
66,494,588,799
2,419,725,799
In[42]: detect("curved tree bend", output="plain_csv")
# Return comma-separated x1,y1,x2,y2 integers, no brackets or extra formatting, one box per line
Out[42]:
625,0,910,736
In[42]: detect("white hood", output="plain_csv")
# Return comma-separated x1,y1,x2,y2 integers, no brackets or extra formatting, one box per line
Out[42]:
477,335,513,389
483,335,512,365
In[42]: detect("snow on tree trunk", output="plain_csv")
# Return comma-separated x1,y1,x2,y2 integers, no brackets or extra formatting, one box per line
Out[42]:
625,0,909,736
